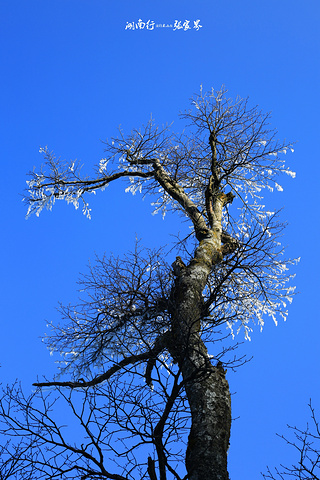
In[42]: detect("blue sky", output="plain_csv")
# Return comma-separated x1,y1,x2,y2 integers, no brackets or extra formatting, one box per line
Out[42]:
1,1,320,478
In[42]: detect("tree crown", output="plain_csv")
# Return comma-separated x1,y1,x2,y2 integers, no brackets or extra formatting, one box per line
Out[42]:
24,87,298,376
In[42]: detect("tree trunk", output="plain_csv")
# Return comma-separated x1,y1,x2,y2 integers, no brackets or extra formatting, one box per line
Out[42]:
183,347,231,480
169,232,231,480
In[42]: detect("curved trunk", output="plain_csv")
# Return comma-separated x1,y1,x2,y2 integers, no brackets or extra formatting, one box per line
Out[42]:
169,232,231,480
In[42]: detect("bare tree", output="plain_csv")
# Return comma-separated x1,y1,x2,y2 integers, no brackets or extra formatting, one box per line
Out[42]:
263,402,320,480
0,87,297,480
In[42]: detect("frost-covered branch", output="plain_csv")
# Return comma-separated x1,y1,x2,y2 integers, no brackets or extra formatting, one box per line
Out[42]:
24,147,155,219
202,212,299,339
25,88,295,238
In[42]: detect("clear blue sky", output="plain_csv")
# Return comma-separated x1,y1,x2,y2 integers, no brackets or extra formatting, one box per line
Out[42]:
1,1,319,478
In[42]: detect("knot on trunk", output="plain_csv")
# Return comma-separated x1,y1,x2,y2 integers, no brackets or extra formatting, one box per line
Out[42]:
221,231,239,256
172,256,187,277
218,191,235,206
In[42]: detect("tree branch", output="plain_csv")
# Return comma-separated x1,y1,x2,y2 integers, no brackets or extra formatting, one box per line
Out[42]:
152,159,209,240
34,349,156,388
145,330,172,387
148,457,158,480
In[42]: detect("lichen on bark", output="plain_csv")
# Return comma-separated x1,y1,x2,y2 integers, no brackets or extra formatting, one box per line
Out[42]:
169,219,233,480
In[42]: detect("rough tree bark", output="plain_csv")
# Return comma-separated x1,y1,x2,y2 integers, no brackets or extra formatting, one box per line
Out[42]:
168,192,235,480
149,131,236,478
